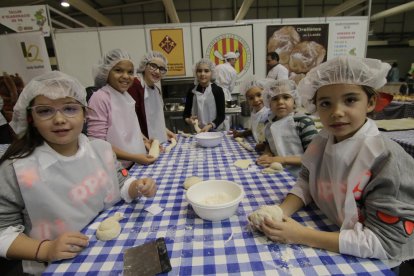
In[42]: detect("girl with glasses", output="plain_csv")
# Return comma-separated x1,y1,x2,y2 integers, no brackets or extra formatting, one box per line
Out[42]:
183,58,226,132
127,51,176,144
88,49,158,168
0,71,157,274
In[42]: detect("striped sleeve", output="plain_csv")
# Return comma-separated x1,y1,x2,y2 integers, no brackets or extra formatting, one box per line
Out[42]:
294,116,318,151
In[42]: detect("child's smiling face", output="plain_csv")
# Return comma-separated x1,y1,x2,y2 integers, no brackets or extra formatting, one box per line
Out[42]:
196,64,212,87
31,95,85,156
245,86,264,112
315,84,376,143
108,60,134,92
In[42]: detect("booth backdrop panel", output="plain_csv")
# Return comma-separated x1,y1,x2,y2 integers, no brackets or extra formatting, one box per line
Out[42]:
54,30,101,87
53,17,369,87
145,24,194,78
99,27,148,68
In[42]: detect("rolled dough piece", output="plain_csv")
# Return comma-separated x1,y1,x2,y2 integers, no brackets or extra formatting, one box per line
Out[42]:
234,159,253,169
249,205,283,226
270,162,283,171
148,139,160,158
165,138,177,153
178,130,193,138
234,137,254,151
262,162,283,174
193,119,201,133
183,176,203,189
96,212,123,241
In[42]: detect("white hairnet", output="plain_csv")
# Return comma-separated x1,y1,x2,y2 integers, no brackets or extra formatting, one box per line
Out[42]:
93,49,135,88
10,71,86,136
298,55,391,113
224,52,237,60
239,75,268,96
193,58,216,85
136,51,168,73
263,79,299,108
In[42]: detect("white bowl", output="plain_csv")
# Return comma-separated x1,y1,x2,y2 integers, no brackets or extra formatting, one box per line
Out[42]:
186,180,244,221
195,132,223,147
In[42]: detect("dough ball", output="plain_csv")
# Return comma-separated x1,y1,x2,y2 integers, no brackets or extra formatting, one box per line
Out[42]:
249,205,284,226
270,162,283,171
234,159,253,169
96,213,123,241
183,176,203,190
288,41,326,73
267,26,301,64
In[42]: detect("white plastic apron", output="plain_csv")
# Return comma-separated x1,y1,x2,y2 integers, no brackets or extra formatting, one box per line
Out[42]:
250,106,269,143
105,85,146,168
14,135,120,241
268,114,303,176
192,84,224,130
301,119,383,229
144,85,168,143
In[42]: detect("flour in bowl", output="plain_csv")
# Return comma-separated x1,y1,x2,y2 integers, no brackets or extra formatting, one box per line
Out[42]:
199,192,233,205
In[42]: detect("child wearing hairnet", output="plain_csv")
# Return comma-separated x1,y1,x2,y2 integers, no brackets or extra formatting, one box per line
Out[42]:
127,51,176,143
256,79,318,177
183,58,226,132
232,76,271,150
0,71,157,274
249,56,414,269
88,49,157,169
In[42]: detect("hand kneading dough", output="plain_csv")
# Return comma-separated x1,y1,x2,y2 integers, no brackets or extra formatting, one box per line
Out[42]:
193,119,201,133
165,138,177,153
249,205,283,226
270,162,283,171
234,159,253,169
149,139,160,158
262,162,283,174
96,212,123,241
184,176,203,189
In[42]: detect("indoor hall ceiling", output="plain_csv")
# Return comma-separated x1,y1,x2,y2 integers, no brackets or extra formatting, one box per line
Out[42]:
0,0,413,45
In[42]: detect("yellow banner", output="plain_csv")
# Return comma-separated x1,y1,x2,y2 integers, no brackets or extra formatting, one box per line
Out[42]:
150,29,185,76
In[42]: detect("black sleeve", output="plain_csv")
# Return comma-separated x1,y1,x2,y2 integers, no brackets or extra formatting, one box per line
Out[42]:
211,83,225,127
183,87,194,120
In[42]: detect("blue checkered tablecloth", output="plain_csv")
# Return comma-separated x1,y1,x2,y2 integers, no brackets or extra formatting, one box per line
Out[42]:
44,134,392,275
382,129,414,158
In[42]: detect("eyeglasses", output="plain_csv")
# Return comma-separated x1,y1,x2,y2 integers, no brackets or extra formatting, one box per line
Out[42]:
28,103,85,120
147,62,167,75
196,69,211,73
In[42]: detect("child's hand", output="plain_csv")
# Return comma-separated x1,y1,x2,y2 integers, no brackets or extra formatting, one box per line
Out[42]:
134,154,157,165
232,129,243,138
256,155,274,167
255,143,266,152
144,138,152,151
44,232,89,261
135,178,157,198
201,123,213,132
261,216,306,245
167,130,177,140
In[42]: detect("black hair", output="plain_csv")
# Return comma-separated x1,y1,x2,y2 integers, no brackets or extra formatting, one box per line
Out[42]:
267,52,279,62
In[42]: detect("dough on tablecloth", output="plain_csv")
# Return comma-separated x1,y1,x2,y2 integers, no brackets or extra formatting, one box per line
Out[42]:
249,205,284,226
165,138,177,153
262,162,283,174
96,212,123,241
183,176,203,190
234,159,253,169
